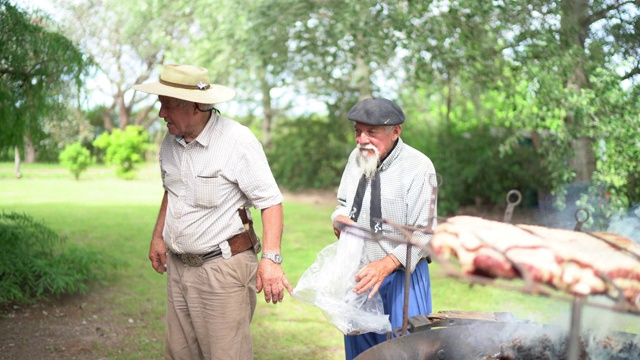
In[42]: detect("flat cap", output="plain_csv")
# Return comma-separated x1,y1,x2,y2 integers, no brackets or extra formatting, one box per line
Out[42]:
347,98,405,126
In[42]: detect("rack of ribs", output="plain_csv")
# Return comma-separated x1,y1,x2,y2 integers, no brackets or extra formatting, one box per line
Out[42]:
431,216,640,307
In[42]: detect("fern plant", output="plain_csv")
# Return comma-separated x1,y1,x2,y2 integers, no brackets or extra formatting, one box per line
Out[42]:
0,212,107,306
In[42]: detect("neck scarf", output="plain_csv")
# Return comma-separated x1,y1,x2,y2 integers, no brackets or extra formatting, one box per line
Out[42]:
349,139,399,234
349,171,382,234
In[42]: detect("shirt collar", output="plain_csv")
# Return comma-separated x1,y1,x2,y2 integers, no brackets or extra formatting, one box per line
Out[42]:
175,112,217,147
378,137,403,171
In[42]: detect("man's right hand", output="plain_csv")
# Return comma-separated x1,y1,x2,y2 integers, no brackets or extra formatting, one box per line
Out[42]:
149,237,167,274
332,215,355,238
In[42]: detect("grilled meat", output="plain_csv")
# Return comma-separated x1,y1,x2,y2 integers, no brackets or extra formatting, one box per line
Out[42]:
431,216,640,306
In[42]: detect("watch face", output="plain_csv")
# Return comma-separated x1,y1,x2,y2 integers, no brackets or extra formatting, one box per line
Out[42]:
263,253,282,264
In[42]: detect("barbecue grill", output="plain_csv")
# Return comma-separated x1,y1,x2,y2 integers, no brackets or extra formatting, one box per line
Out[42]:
345,181,640,360
355,310,640,359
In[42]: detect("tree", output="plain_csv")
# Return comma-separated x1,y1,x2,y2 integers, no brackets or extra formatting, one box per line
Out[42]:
399,0,640,216
0,0,89,170
286,1,409,109
184,0,303,148
191,1,410,147
53,0,195,131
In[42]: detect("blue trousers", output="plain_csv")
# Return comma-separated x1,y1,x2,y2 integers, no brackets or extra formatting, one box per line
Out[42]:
344,260,432,360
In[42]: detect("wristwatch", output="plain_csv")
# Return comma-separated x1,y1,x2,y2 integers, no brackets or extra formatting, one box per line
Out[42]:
261,253,283,264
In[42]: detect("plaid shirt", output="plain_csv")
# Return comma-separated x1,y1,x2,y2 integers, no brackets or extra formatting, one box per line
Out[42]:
159,113,282,255
332,138,437,272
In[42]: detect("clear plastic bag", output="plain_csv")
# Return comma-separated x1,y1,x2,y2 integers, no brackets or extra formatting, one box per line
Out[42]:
292,228,392,335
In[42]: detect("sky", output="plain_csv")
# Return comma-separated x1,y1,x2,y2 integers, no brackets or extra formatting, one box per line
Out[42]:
14,0,56,16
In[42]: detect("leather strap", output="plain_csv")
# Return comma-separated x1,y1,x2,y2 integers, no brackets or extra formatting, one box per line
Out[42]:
175,231,253,266
226,231,253,255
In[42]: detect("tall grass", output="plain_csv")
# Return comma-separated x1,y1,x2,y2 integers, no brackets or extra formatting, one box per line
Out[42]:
0,162,637,359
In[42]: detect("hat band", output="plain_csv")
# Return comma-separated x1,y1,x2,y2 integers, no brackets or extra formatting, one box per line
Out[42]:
160,79,211,91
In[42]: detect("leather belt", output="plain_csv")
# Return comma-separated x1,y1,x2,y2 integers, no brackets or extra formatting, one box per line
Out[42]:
175,231,254,267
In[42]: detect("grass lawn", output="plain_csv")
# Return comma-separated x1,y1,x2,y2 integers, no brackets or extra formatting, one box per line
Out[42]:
1,162,638,359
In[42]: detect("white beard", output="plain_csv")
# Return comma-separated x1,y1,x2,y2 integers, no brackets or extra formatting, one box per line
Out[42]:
356,144,379,178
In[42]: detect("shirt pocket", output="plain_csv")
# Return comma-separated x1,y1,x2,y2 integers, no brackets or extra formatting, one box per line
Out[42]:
194,175,226,208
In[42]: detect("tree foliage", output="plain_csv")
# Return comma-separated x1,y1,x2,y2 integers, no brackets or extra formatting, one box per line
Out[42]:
393,0,640,222
53,0,195,131
0,0,89,153
28,0,640,224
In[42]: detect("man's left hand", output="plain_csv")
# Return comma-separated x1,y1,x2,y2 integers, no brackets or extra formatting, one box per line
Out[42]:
354,255,398,298
256,259,292,304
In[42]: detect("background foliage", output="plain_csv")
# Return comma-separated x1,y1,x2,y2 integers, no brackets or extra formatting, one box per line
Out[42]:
2,0,639,227
267,114,351,191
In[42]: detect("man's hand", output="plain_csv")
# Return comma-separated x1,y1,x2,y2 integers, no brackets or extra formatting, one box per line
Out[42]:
149,237,167,274
333,215,355,238
256,259,292,304
354,255,399,298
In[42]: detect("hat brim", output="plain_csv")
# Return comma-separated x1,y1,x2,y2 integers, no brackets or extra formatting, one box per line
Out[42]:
133,82,236,104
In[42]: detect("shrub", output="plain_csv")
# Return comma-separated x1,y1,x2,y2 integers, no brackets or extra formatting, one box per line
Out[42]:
403,123,551,216
58,141,93,180
93,126,152,179
0,212,107,306
267,115,351,191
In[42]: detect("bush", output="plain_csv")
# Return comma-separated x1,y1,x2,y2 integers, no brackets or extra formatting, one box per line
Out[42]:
93,126,152,179
0,212,107,306
267,115,352,191
267,113,550,217
58,141,93,180
403,123,551,216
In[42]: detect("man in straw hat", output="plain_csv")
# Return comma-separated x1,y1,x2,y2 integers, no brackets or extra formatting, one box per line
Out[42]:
331,97,436,359
134,64,291,359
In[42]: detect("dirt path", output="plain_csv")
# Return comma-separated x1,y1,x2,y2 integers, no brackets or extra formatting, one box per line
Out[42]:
0,288,132,360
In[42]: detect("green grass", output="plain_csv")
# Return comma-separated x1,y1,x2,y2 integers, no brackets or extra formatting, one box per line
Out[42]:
1,162,638,359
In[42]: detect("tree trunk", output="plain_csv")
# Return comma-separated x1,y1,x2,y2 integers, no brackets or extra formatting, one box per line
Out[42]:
14,146,21,179
117,91,130,129
569,136,597,183
354,55,372,99
561,0,596,184
259,68,273,149
24,136,36,163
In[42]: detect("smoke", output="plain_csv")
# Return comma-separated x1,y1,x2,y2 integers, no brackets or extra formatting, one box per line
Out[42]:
607,206,640,242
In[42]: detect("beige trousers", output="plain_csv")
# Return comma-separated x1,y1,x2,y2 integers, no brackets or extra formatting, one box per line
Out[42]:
164,250,258,360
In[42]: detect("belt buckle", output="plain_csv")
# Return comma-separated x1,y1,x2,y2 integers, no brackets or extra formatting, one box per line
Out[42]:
180,253,204,267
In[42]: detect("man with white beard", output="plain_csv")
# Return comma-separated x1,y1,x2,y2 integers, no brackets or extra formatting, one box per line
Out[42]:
331,97,437,360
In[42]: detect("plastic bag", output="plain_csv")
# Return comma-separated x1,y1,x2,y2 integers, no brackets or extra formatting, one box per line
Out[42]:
292,227,392,335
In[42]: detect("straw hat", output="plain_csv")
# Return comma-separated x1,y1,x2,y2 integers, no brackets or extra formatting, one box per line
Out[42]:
133,64,235,104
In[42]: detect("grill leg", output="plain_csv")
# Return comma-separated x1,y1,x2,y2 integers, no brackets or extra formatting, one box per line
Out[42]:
567,297,584,360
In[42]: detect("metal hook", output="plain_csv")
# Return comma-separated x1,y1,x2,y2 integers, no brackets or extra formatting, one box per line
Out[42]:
574,208,590,231
503,190,522,223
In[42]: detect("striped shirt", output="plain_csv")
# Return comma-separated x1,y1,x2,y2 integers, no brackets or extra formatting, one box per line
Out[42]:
159,113,283,255
331,138,437,272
